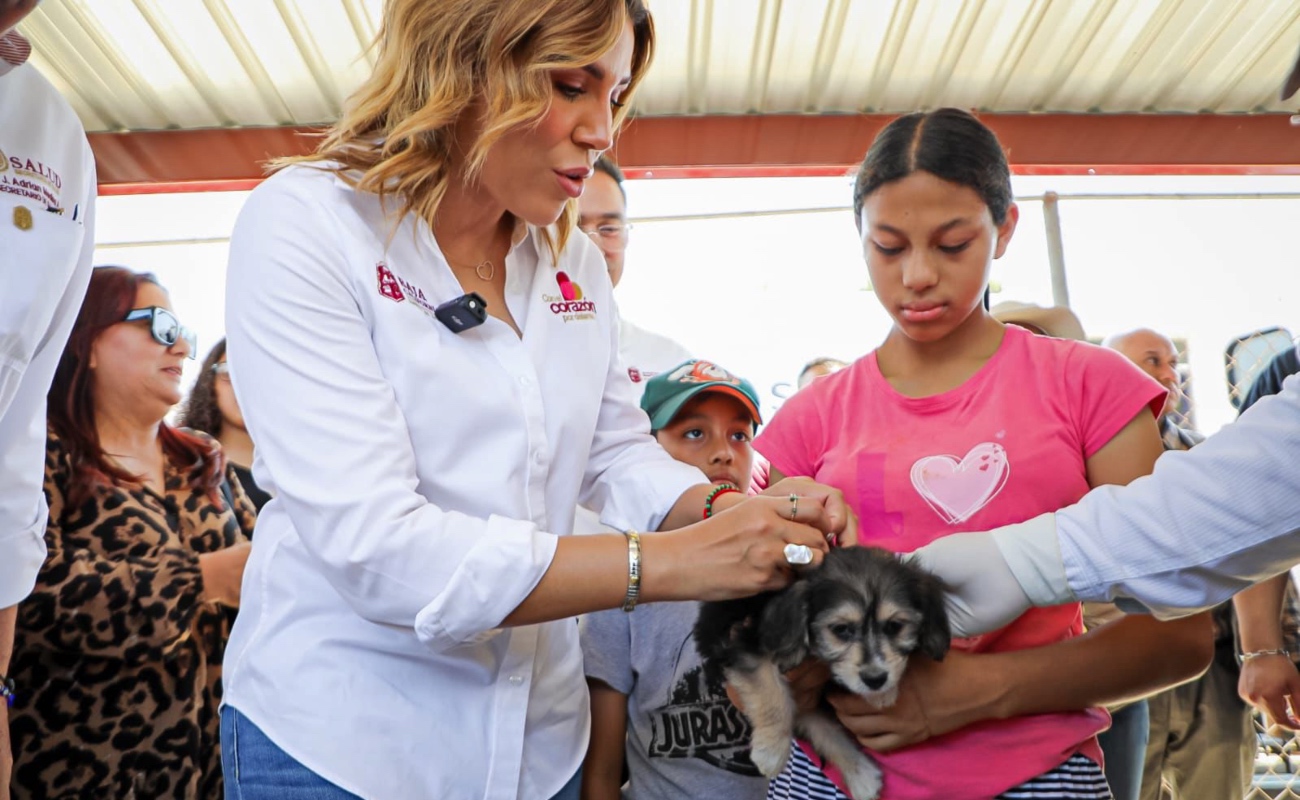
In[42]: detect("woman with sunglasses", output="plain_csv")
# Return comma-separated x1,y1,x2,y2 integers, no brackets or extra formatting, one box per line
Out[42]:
7,266,254,800
180,339,271,514
219,1,852,798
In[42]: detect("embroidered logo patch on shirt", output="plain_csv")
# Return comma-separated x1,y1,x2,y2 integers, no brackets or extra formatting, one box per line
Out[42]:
544,270,596,323
0,147,66,211
377,263,405,302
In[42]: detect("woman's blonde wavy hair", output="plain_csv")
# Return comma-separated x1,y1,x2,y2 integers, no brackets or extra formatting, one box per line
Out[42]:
281,0,654,264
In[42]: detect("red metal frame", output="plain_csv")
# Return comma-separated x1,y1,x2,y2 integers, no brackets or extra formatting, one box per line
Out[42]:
89,113,1300,194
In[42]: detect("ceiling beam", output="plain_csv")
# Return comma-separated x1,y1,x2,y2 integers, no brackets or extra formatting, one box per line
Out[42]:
90,113,1300,193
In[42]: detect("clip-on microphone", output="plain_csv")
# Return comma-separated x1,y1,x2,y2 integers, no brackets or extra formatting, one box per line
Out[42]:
435,292,489,333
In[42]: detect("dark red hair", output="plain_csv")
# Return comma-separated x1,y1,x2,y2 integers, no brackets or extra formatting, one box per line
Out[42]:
47,266,224,508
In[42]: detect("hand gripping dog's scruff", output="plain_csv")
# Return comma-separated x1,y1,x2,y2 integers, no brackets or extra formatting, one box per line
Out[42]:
693,546,951,800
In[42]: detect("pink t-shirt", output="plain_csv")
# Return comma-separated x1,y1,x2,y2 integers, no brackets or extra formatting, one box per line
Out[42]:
754,325,1166,800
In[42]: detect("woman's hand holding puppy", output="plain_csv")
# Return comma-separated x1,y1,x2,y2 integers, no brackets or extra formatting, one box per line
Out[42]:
643,487,854,602
826,651,986,752
761,477,861,548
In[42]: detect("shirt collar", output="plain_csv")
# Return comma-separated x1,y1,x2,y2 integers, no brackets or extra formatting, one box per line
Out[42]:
0,30,31,76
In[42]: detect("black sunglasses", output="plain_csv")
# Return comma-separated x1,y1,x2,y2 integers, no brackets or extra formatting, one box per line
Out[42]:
122,306,197,359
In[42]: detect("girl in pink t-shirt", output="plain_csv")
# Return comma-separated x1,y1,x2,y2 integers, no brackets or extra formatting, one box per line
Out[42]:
755,109,1212,800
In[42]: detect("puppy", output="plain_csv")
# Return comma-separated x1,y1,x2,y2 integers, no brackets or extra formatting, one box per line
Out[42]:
693,546,951,800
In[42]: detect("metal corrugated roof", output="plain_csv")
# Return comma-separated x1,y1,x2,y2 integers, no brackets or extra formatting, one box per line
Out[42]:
22,0,1300,136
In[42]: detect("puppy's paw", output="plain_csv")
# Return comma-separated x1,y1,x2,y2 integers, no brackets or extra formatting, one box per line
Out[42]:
839,753,884,800
747,731,793,777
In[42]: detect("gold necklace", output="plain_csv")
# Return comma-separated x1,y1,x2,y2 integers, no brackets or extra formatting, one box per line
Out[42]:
447,257,495,281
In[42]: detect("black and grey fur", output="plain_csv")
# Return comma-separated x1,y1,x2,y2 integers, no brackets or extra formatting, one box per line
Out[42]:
693,546,951,800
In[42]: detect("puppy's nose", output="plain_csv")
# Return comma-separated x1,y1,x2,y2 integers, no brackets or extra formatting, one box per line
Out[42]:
861,671,889,690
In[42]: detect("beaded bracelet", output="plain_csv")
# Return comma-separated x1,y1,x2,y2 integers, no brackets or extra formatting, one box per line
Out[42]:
621,530,642,612
0,675,15,708
1241,648,1291,662
703,483,741,520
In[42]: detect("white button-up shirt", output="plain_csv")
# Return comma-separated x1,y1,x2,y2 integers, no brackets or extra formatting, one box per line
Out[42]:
618,317,691,387
1059,373,1300,616
222,165,704,799
0,54,96,608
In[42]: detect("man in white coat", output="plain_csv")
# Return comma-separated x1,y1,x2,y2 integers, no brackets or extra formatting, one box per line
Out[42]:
0,1,98,792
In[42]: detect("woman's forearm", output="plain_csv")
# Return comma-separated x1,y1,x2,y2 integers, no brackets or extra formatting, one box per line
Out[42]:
658,483,743,531
1234,573,1289,652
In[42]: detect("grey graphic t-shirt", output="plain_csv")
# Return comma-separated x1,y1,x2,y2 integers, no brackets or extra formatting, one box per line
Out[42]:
581,601,768,800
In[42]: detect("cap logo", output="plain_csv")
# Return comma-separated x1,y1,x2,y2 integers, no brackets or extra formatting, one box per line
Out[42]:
668,360,740,386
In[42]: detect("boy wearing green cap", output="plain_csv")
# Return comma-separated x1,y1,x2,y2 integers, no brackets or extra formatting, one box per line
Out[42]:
580,360,767,800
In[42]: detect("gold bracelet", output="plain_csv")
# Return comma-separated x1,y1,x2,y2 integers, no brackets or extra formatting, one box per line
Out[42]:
622,530,641,612
1241,648,1290,662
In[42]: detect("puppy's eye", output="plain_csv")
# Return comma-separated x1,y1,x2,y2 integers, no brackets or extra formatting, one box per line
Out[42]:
881,620,904,637
829,622,856,640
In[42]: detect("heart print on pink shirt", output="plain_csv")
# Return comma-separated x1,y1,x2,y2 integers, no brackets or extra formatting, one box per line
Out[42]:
910,442,1009,525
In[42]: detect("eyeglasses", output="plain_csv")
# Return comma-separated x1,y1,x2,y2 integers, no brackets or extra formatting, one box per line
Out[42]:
123,306,197,359
212,361,231,381
579,222,632,249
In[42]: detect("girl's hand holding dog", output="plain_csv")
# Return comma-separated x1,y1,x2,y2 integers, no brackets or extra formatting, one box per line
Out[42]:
645,493,838,602
827,650,987,752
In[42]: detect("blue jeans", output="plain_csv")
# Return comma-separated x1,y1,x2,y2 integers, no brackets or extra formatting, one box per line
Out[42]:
1097,699,1150,800
222,705,583,800
222,706,363,800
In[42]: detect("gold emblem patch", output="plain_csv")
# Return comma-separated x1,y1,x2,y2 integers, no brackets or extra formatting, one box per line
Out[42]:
13,206,33,231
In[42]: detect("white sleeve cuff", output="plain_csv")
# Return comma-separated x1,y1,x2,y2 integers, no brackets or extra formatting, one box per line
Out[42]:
990,512,1076,607
597,451,705,533
413,515,559,653
0,508,47,608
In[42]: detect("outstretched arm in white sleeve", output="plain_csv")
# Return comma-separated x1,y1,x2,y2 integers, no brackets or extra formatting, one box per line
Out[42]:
911,374,1300,637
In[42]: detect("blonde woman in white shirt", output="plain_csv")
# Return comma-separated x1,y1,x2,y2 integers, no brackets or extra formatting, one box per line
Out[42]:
220,2,853,799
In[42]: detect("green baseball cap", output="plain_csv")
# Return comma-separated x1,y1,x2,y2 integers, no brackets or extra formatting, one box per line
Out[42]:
640,360,763,431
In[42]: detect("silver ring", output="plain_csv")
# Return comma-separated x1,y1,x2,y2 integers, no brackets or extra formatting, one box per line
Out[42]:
783,543,813,565
788,494,799,521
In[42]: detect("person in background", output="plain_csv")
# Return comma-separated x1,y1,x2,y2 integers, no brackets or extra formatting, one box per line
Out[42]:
1103,327,1297,800
8,266,253,800
990,300,1086,340
756,108,1210,800
0,2,98,795
1240,343,1299,414
582,359,768,800
218,2,851,797
180,338,272,513
796,357,848,391
578,155,692,387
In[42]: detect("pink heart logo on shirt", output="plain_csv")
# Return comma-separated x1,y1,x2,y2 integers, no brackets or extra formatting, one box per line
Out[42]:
910,443,1010,525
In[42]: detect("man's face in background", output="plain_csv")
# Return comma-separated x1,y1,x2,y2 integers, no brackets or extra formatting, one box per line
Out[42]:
578,170,628,288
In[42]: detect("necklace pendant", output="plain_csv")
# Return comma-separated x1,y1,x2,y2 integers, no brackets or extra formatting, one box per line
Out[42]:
474,260,495,281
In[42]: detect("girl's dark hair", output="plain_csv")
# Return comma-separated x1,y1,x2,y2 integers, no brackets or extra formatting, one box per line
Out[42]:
853,108,1013,227
178,338,228,439
48,266,224,508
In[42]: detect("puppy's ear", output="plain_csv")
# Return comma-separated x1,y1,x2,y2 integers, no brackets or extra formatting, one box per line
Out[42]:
914,572,953,661
759,580,811,669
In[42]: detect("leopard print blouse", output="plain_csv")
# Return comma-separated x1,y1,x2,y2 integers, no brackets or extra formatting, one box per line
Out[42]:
9,429,255,800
